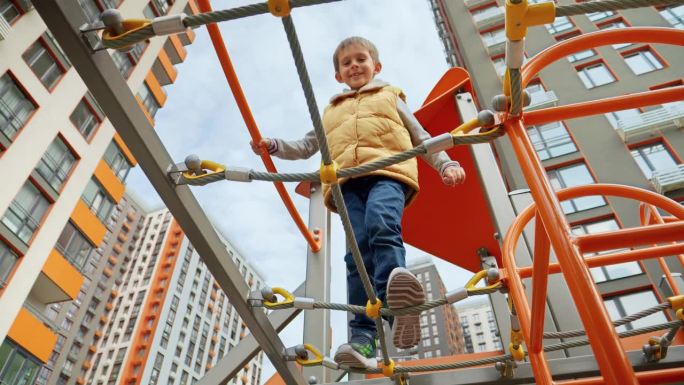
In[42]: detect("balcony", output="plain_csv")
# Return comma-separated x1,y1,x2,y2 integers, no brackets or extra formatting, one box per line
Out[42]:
473,7,505,30
616,103,684,142
525,90,559,111
486,38,506,56
465,0,492,10
32,249,84,304
652,164,684,195
0,15,11,40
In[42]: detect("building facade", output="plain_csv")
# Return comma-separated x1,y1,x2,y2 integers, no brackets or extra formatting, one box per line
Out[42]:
85,208,265,385
429,0,683,353
381,259,466,361
456,298,501,354
0,1,197,384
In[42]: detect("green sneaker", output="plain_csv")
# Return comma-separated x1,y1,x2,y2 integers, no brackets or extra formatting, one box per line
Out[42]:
333,334,377,369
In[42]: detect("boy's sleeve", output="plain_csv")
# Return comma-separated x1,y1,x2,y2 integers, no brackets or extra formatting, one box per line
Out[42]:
396,98,460,175
271,129,320,160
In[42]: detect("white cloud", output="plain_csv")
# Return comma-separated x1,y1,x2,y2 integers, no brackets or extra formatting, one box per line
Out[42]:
126,0,477,381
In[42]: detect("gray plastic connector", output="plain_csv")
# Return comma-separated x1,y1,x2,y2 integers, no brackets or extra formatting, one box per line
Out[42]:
322,357,340,370
293,297,315,310
225,167,252,182
477,110,496,126
101,9,124,35
510,315,520,331
184,154,204,176
445,287,468,304
491,94,508,112
505,39,525,69
152,14,188,36
294,344,308,359
260,287,276,303
487,268,500,285
423,133,454,154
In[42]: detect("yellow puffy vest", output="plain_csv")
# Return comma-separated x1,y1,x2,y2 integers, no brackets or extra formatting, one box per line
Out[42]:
321,85,419,212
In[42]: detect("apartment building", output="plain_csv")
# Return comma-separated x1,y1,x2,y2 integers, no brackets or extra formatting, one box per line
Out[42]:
381,259,465,362
429,0,683,352
85,208,265,385
0,1,197,384
456,299,502,354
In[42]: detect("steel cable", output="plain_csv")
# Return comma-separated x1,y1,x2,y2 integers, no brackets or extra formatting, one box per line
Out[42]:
555,0,684,17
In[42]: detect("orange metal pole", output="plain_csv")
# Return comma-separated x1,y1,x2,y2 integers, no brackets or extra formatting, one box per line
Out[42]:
574,222,684,254
197,0,320,252
518,243,684,279
522,28,684,87
501,209,555,385
641,204,683,296
530,211,550,354
556,367,684,385
506,119,637,385
524,86,684,127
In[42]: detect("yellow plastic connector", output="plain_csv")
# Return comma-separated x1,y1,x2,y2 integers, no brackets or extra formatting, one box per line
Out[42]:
677,308,683,321
505,0,556,41
268,0,291,17
381,359,395,377
182,160,226,181
366,299,383,319
295,344,323,366
102,19,152,48
262,287,294,309
465,269,503,294
450,118,481,136
320,161,339,185
509,342,525,361
510,329,523,346
668,294,684,311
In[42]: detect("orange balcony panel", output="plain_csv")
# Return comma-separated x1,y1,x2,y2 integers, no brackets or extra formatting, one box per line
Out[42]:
157,49,178,83
108,255,119,265
82,360,92,370
122,222,131,232
126,211,136,222
110,290,119,298
206,362,213,370
136,96,156,127
94,160,126,203
99,315,108,324
105,303,113,311
144,72,167,107
71,200,106,246
210,292,217,301
88,345,97,353
241,375,248,384
187,0,199,15
76,377,85,385
37,249,84,302
211,335,218,344
208,350,216,357
8,308,57,363
93,330,102,339
207,303,213,311
178,28,196,46
112,132,137,166
112,243,123,255
102,267,112,278
168,35,187,61
117,233,128,243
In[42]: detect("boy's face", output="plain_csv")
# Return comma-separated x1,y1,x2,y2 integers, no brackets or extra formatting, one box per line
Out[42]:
335,44,381,90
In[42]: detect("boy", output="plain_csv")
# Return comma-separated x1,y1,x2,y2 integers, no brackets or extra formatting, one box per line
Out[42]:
251,37,465,368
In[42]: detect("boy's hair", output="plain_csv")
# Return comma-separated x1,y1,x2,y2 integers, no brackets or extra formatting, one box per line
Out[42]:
333,36,380,73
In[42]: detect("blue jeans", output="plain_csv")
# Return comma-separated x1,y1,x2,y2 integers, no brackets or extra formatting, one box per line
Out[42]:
342,176,409,339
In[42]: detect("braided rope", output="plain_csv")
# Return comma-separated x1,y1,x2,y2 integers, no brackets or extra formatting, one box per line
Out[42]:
102,0,342,49
555,0,684,17
347,320,683,374
543,302,671,339
508,68,523,116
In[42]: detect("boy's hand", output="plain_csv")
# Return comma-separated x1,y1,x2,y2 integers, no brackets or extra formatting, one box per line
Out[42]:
442,165,466,186
250,138,273,155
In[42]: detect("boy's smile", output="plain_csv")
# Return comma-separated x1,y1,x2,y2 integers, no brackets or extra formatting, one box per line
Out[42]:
335,44,382,90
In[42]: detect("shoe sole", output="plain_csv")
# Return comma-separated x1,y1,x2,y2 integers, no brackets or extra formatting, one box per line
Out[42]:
387,269,425,349
333,344,376,369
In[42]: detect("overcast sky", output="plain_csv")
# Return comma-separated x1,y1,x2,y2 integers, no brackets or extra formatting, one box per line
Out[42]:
126,0,480,380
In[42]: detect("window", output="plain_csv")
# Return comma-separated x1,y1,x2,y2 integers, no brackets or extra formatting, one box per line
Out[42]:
598,21,631,49
1,181,50,244
577,62,615,89
631,142,679,179
547,163,605,214
527,121,577,161
659,5,684,28
111,42,147,79
587,10,615,22
35,136,77,191
556,32,596,63
103,141,132,181
22,38,66,90
472,5,501,23
137,82,160,118
70,96,100,140
546,16,573,34
571,219,642,283
55,222,93,270
481,28,505,48
604,291,668,332
0,0,21,24
82,179,115,221
0,73,36,142
0,340,41,385
0,241,18,287
623,50,664,75
604,108,642,129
